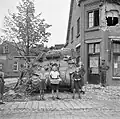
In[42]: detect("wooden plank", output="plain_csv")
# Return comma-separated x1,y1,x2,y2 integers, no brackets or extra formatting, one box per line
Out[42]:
18,102,27,109
24,101,33,109
10,102,21,110
56,101,67,110
77,100,92,109
69,100,80,109
30,113,37,119
38,101,46,110
62,100,73,110
50,101,57,111
32,101,39,110
2,102,15,110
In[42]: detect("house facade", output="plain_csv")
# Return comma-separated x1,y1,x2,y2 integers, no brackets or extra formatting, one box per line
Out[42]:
65,0,120,85
0,41,25,78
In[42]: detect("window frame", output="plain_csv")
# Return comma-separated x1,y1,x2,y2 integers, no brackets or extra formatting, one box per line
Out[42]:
71,27,74,43
113,42,120,77
88,43,100,54
3,45,9,54
13,61,18,71
77,17,80,36
0,64,3,70
88,9,99,28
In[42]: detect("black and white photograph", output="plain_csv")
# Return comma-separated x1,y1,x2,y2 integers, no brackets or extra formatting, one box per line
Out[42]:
0,0,120,119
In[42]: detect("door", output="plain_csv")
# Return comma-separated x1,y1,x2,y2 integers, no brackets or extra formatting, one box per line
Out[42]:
88,55,100,84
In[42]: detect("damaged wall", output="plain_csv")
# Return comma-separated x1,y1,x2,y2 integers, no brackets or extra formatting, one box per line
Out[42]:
100,2,120,30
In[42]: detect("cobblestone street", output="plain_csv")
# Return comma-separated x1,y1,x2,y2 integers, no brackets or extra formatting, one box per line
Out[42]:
1,85,120,119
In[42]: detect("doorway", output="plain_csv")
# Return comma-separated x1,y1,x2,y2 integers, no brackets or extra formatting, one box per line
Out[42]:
88,55,100,84
87,43,100,84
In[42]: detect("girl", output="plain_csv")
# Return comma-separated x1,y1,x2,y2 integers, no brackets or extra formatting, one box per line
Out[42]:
50,64,61,100
39,67,47,100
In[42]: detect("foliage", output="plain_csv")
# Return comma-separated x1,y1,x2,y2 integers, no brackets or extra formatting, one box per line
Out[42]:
2,0,51,59
101,0,120,4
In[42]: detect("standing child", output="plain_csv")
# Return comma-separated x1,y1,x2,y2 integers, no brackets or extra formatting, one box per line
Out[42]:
50,64,61,100
0,72,5,104
79,63,85,94
72,66,82,99
39,67,47,100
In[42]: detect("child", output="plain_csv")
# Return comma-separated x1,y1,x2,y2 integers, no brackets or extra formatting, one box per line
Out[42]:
39,67,47,100
72,66,82,99
0,72,5,104
79,63,85,94
50,64,61,100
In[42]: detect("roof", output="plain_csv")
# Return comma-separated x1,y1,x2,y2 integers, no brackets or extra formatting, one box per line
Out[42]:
54,44,64,49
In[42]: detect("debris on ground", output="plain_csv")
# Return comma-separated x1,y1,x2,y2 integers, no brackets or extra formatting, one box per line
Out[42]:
3,82,120,102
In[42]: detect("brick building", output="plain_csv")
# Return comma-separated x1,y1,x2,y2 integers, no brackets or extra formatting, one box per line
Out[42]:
0,41,25,78
65,0,120,85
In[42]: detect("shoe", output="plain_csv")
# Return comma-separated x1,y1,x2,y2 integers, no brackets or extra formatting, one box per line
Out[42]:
42,97,45,100
81,90,85,94
0,102,5,104
78,96,81,99
52,96,55,100
56,97,60,100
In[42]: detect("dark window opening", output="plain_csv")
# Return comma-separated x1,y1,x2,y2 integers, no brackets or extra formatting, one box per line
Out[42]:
94,10,99,26
71,27,74,43
106,17,118,26
77,18,80,35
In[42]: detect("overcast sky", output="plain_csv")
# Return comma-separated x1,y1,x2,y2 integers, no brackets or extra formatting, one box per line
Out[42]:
0,0,71,47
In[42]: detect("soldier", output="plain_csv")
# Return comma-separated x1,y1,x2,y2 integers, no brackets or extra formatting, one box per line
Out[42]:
99,59,109,87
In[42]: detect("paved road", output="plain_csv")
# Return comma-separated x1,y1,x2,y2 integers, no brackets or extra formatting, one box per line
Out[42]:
0,87,120,119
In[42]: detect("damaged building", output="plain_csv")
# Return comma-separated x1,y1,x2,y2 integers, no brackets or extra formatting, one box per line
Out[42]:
65,0,120,85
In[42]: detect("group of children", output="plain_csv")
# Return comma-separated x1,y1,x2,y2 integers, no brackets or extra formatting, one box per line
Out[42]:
35,62,85,100
35,63,61,100
0,62,86,104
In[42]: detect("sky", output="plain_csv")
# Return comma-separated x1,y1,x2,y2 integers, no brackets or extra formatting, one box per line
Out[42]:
0,0,71,47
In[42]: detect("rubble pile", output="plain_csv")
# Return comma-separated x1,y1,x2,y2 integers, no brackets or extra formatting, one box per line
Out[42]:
3,82,120,102
3,89,24,102
85,84,120,100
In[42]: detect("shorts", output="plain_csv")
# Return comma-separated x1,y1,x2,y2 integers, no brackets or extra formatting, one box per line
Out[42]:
74,80,82,91
51,84,59,90
39,80,46,90
0,82,4,95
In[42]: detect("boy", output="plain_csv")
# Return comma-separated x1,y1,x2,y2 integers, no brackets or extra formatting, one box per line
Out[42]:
50,64,61,100
39,67,47,100
72,66,82,99
79,63,85,94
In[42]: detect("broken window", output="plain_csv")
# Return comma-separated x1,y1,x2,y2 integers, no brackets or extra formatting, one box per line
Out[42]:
106,10,119,26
